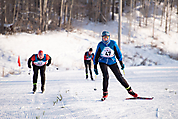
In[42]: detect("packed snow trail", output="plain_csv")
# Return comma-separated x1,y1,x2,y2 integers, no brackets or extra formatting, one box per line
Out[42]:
0,65,178,119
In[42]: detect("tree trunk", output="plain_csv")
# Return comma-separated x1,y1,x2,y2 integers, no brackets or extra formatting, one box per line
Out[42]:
169,0,173,31
165,0,169,34
106,0,110,21
160,0,166,26
152,0,157,38
112,0,115,20
64,1,68,26
88,0,93,21
59,0,64,30
43,0,48,31
128,0,132,41
13,0,17,24
139,0,142,27
145,0,150,26
68,0,74,31
1,0,5,34
39,0,42,32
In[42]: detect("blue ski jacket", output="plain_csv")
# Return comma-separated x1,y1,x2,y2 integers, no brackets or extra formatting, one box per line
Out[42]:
93,40,122,65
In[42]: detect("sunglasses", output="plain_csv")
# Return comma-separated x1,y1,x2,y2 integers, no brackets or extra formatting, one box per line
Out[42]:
102,36,109,39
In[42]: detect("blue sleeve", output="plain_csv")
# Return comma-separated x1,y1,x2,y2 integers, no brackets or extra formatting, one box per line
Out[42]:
114,41,122,61
93,43,101,65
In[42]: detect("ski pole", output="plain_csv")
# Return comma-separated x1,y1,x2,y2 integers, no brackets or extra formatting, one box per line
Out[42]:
123,69,125,75
28,69,31,75
94,75,97,91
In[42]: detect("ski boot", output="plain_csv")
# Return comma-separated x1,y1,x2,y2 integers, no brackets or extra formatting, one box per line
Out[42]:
91,77,94,81
101,91,108,101
86,74,88,79
41,85,45,93
126,87,138,97
33,84,37,94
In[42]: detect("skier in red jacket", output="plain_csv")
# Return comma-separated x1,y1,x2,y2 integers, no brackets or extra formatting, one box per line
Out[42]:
84,48,94,80
28,50,51,93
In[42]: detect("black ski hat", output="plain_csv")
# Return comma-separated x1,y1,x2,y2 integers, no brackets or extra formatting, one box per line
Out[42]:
89,48,93,51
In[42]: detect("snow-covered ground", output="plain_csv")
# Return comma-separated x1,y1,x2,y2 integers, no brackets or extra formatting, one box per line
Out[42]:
0,6,178,118
0,65,178,118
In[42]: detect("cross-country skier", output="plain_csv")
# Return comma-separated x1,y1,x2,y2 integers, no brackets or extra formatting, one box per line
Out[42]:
93,31,138,101
28,50,51,93
84,48,94,80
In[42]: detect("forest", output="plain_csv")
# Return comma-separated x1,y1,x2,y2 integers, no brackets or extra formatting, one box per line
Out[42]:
0,0,178,35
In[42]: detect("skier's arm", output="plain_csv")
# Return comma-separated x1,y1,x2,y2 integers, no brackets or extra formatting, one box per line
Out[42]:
114,43,124,69
93,45,101,75
46,55,52,66
84,52,89,59
28,57,32,68
93,46,101,65
114,44,122,61
91,53,94,61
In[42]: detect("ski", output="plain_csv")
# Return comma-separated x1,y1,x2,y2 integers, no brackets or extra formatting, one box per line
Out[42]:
126,97,154,100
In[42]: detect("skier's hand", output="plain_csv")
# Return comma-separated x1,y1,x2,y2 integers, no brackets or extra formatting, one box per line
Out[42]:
119,61,125,70
94,65,98,75
121,64,125,70
94,69,98,75
46,63,50,66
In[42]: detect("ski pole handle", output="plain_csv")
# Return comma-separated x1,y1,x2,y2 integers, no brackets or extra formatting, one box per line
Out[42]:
123,69,125,75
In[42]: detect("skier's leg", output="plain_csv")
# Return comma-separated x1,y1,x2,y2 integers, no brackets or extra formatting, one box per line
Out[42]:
99,63,109,92
109,63,129,88
88,61,93,80
109,63,138,97
40,65,46,92
33,65,39,92
84,60,88,79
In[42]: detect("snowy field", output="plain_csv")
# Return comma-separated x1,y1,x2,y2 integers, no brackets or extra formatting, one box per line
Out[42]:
0,65,178,118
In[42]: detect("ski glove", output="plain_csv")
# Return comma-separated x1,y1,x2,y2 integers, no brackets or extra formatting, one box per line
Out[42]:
94,65,98,75
121,64,125,70
28,64,31,68
119,61,125,70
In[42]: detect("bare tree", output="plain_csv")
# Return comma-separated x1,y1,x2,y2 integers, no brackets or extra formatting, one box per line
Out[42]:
165,0,169,34
128,0,133,41
145,0,150,26
152,0,157,38
169,0,174,31
67,0,74,31
59,0,64,30
0,0,5,34
112,0,115,20
160,0,166,26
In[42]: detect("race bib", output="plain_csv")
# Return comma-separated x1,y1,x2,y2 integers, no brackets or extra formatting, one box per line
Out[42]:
101,47,114,58
34,61,46,66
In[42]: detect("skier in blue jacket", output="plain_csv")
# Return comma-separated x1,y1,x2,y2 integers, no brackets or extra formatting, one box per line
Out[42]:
93,31,138,101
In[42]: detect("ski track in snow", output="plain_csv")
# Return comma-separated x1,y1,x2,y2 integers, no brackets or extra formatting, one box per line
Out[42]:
0,65,178,118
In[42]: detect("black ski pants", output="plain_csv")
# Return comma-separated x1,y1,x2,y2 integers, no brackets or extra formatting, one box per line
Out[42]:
33,65,46,86
84,60,93,78
99,63,129,92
